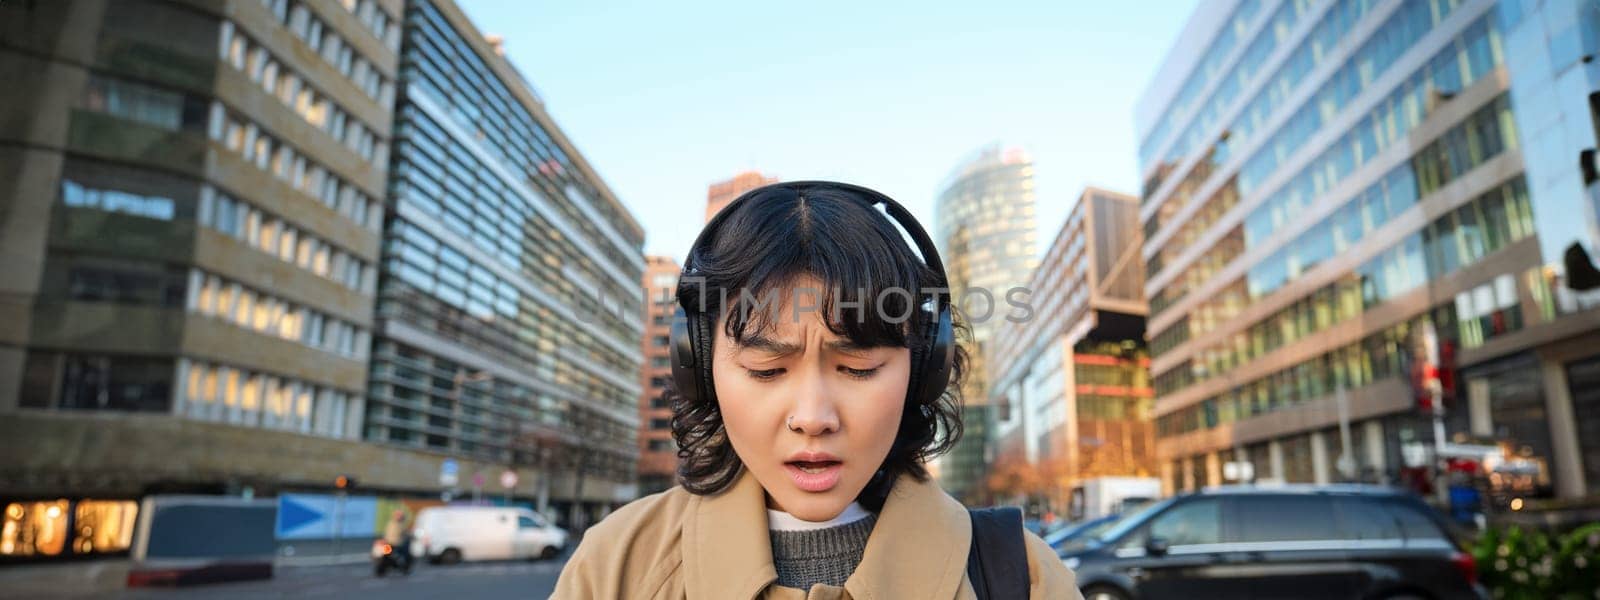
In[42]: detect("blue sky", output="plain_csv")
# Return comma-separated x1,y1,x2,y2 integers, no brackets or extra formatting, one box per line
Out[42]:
457,1,1198,260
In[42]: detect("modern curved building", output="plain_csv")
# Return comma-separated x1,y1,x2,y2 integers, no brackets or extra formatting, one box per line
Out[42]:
935,145,1040,346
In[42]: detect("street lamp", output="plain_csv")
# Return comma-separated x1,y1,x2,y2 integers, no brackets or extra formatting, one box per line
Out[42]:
451,369,492,502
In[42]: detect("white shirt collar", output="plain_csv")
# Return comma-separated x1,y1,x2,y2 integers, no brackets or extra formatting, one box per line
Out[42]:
766,501,871,532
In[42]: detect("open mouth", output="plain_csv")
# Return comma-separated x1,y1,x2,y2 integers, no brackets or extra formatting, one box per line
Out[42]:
783,460,844,492
788,460,841,474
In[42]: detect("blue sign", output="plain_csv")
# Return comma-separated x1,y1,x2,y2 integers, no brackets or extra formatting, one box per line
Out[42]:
274,494,380,540
440,459,460,487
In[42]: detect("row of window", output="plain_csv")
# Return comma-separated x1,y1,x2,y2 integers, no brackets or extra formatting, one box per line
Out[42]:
190,270,367,359
220,21,386,165
257,0,395,102
1162,177,1533,390
387,224,522,321
1143,0,1389,215
332,0,398,48
1242,15,1504,247
1137,0,1267,169
1246,93,1517,300
201,190,370,292
1158,310,1440,436
179,357,359,439
390,107,639,342
1149,9,1495,303
212,108,381,231
61,178,177,222
366,342,637,472
375,264,637,412
1158,272,1529,439
81,74,209,135
1142,0,1313,195
53,256,187,309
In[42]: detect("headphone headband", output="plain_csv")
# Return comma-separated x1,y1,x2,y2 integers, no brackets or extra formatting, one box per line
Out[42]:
681,181,949,306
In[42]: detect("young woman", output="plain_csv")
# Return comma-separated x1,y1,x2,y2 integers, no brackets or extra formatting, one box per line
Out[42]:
553,182,1079,599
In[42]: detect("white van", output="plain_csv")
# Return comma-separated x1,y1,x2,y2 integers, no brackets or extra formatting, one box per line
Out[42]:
412,506,567,563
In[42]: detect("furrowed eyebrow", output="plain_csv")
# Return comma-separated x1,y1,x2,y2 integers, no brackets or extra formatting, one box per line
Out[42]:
825,339,876,355
735,335,879,357
736,334,802,356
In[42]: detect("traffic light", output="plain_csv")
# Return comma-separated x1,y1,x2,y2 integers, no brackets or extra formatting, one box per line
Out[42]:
335,475,357,490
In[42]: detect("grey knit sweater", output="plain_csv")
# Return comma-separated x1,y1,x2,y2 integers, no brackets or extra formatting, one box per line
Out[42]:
768,514,878,590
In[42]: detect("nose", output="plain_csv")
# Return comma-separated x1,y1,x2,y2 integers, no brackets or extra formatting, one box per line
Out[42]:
785,367,839,435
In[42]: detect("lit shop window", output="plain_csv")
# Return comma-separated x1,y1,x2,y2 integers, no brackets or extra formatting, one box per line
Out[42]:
72,500,138,555
1,500,69,557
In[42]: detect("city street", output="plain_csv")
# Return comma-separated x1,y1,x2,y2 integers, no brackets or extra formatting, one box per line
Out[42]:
93,558,567,600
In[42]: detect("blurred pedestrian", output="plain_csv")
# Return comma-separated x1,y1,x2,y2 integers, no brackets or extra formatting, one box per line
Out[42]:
382,509,412,570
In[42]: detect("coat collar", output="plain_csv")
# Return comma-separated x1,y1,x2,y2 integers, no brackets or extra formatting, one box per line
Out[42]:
684,467,971,600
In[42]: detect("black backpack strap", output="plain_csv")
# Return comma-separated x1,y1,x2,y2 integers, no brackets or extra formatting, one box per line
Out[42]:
966,506,1028,600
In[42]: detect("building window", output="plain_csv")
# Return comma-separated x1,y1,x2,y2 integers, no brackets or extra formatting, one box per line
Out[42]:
201,190,368,292
190,269,365,358
81,75,207,132
209,110,380,233
0,500,70,557
1,499,140,558
647,439,674,452
650,417,671,430
53,354,173,412
45,256,187,308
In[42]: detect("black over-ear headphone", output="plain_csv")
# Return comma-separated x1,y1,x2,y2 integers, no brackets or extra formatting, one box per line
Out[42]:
669,181,955,414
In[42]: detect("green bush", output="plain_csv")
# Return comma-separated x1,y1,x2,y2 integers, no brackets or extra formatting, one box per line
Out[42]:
1471,522,1600,599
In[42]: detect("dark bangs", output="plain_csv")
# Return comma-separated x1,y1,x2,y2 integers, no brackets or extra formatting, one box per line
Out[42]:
684,184,942,349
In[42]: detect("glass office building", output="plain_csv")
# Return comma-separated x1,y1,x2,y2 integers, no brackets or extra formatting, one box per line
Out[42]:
368,0,646,523
1139,0,1600,499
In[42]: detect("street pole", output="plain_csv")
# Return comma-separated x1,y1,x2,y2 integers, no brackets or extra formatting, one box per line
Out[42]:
332,490,345,557
1337,383,1354,480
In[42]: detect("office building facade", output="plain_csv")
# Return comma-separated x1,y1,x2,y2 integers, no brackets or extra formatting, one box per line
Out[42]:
0,0,400,559
1138,0,1600,499
987,188,1154,513
365,0,647,524
933,144,1039,502
637,256,680,494
704,170,778,223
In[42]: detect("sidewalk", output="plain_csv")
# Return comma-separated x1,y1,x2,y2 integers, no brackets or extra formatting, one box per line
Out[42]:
0,550,373,599
0,559,131,598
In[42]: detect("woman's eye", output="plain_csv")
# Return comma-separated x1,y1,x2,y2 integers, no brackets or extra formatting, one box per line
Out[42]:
839,366,879,380
746,368,783,381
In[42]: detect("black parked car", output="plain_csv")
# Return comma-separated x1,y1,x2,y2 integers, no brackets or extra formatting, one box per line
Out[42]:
1061,485,1487,600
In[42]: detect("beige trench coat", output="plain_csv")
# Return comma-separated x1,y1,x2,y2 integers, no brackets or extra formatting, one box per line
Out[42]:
551,467,1082,599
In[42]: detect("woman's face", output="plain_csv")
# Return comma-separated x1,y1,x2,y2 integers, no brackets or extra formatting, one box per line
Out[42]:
712,278,911,521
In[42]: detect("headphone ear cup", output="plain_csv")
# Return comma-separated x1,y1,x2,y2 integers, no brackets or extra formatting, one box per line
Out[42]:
694,308,716,405
670,306,701,406
907,341,927,406
914,308,956,407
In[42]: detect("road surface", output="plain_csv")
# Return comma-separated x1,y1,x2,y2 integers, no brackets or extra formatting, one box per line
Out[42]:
94,557,567,599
